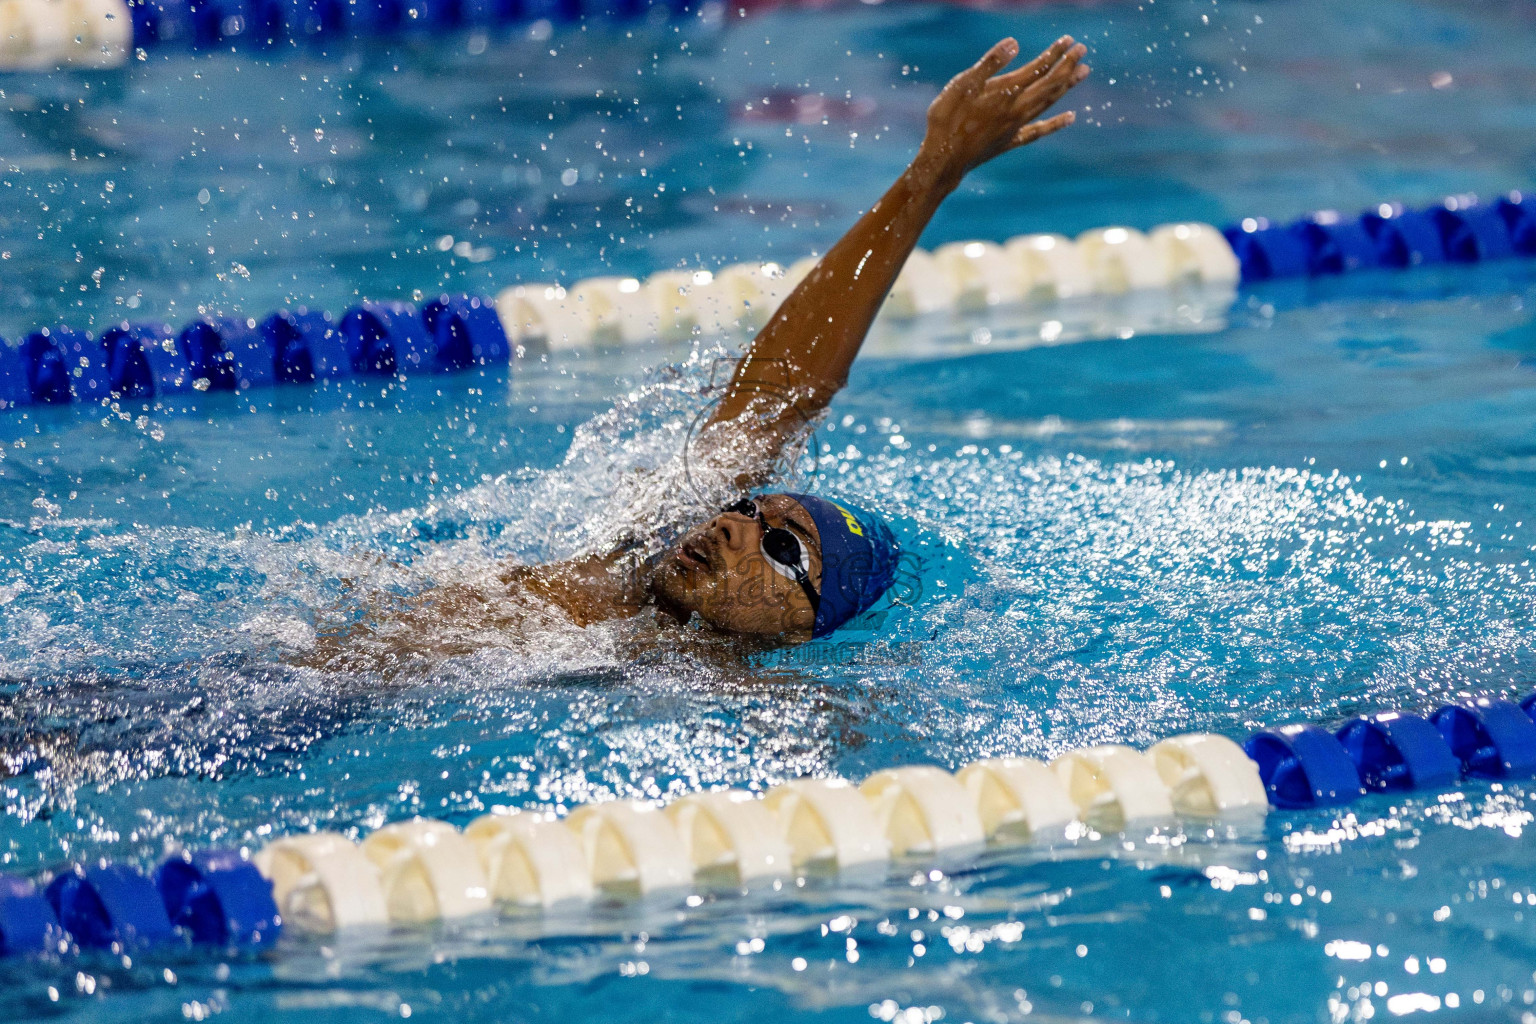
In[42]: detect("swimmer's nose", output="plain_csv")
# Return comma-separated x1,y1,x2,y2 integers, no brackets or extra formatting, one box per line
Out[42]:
708,513,749,554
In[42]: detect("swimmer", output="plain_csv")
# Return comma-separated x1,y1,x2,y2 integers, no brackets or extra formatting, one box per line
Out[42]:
315,36,1090,666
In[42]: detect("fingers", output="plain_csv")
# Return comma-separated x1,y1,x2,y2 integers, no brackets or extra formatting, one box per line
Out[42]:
1013,54,1089,117
991,35,1076,92
964,36,1020,86
1007,110,1076,150
1000,41,1087,100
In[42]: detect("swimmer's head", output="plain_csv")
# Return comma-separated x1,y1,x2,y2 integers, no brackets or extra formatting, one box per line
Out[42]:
648,492,899,639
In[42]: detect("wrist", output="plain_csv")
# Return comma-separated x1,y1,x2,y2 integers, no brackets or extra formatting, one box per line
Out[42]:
907,146,964,198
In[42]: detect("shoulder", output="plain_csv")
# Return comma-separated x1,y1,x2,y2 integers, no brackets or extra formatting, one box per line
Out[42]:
501,551,650,628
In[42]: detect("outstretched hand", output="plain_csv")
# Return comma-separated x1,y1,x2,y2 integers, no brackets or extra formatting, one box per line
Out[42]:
919,36,1089,187
704,35,1091,489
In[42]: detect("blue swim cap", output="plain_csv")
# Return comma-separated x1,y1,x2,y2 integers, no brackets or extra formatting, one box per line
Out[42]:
781,493,900,637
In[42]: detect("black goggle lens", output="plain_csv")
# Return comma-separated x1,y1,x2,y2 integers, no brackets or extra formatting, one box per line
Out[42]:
723,499,802,568
761,529,803,569
721,498,820,616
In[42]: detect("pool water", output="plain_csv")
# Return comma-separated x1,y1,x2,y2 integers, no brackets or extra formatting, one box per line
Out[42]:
3,0,1536,1020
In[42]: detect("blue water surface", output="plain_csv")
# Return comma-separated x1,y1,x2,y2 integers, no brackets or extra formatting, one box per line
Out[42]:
2,0,1536,1020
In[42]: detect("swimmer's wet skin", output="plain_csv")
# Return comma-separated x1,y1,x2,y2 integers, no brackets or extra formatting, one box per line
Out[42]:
646,492,901,638
329,35,1089,657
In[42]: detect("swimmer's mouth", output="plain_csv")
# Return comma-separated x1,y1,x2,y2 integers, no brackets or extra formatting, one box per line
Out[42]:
678,538,713,570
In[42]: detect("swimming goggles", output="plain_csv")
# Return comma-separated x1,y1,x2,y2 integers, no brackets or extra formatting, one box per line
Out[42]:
723,498,821,616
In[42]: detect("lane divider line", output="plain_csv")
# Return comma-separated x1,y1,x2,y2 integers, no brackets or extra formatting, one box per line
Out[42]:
4,190,1531,416
3,691,1534,953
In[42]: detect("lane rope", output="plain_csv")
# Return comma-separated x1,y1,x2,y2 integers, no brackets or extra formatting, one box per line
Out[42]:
0,0,696,69
0,0,1090,69
3,190,1531,416
2,691,1534,953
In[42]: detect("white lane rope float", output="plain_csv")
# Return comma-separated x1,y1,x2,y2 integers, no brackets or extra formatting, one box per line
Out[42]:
491,222,1241,353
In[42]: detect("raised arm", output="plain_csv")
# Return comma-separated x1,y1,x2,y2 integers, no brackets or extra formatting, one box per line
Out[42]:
302,39,1090,666
704,36,1089,472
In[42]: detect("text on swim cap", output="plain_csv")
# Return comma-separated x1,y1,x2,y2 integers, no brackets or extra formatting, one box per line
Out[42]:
832,502,864,537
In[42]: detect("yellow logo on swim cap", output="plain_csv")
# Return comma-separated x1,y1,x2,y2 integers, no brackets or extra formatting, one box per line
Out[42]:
832,502,864,536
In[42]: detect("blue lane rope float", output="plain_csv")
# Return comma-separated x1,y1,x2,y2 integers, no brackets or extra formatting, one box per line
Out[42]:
339,301,434,377
422,292,513,368
0,192,1531,416
0,691,1531,956
99,322,188,399
155,848,283,946
0,876,62,956
1224,191,1533,281
45,863,177,950
0,293,511,412
1242,724,1366,810
180,317,267,392
125,0,699,51
4,327,110,408
1429,697,1536,780
1335,711,1461,793
266,307,354,384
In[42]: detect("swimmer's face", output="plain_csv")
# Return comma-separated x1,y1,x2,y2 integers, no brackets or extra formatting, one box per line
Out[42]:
648,493,823,638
